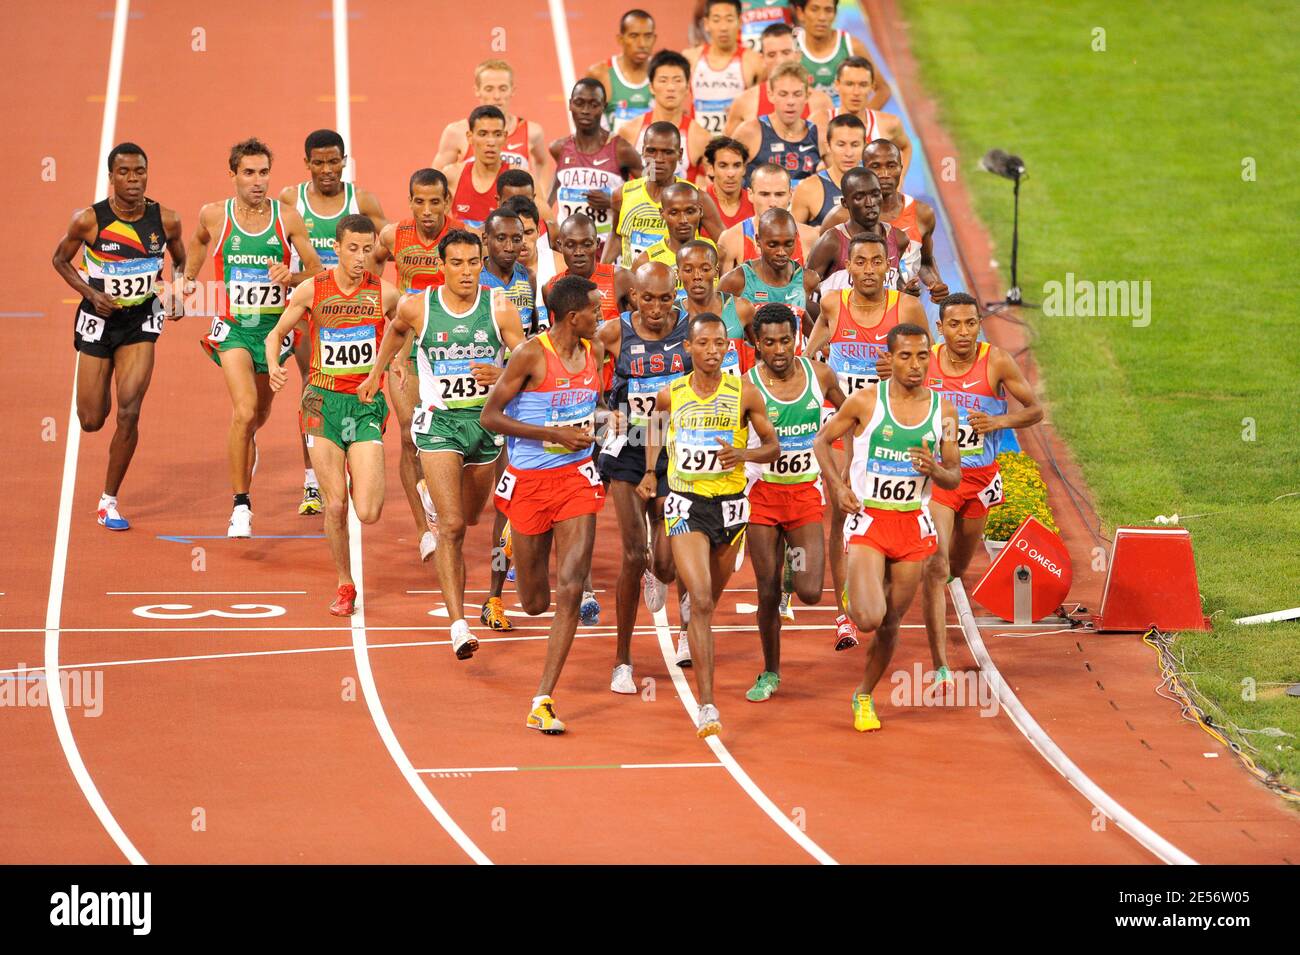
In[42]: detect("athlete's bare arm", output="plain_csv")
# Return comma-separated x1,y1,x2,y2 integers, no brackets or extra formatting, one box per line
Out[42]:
181,202,223,284
734,380,779,466
913,201,948,299
801,267,821,327
814,386,876,511
698,191,725,242
433,119,469,170
156,205,188,318
797,221,820,254
52,207,114,315
373,221,398,270
546,137,567,207
717,221,743,274
805,229,840,285
717,264,747,297
723,86,758,136
614,117,640,146
528,121,554,188
491,288,528,353
615,137,645,180
898,293,927,326
977,347,1043,433
600,186,627,265
686,123,713,175
359,292,424,403
790,176,824,225
480,339,591,450
733,119,764,164
808,90,835,131
802,289,838,361
915,397,962,491
613,266,635,311
812,359,847,409
266,280,315,391
356,188,388,236
585,60,613,102
278,204,323,285
741,50,764,86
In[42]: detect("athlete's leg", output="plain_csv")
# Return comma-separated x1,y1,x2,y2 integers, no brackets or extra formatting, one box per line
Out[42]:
609,481,649,667
102,341,155,496
217,349,261,494
246,372,276,487
648,497,676,582
827,447,849,609
748,523,784,674
387,367,428,533
308,437,352,585
294,335,312,471
345,440,386,525
460,459,498,526
858,556,924,697
844,543,887,645
510,526,554,617
670,531,721,705
786,520,826,605
922,501,956,671
75,352,114,433
422,451,473,622
533,513,598,696
949,512,988,579
487,454,511,598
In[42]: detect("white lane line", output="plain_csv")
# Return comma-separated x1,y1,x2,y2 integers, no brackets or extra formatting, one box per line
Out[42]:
42,0,145,866
649,605,838,865
417,762,724,774
547,0,578,125
949,580,1197,866
106,591,307,595
332,0,355,179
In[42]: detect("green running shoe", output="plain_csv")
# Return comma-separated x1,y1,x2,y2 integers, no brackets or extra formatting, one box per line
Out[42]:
746,671,781,702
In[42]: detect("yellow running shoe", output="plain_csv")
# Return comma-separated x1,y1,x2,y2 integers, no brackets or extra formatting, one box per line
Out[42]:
480,596,514,632
298,485,322,516
852,693,881,732
526,696,566,734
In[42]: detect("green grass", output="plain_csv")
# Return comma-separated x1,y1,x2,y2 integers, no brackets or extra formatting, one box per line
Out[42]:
901,0,1300,792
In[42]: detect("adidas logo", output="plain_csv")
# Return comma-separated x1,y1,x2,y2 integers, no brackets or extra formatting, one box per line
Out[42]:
805,399,819,410
267,236,281,246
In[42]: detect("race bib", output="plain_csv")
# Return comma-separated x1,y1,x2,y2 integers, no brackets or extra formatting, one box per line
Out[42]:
141,299,165,335
978,470,1004,508
764,446,815,481
228,266,287,313
75,310,105,343
837,371,875,397
956,422,985,457
543,411,595,453
208,316,232,343
918,508,937,538
411,407,434,435
101,257,162,303
843,510,875,540
866,474,923,506
577,460,602,487
319,324,377,376
495,469,517,501
694,101,730,135
664,492,692,521
721,496,750,527
557,186,613,234
674,428,732,477
627,375,670,426
721,341,742,377
432,359,491,409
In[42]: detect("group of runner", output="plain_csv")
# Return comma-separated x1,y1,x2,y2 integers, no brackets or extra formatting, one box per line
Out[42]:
52,0,1041,739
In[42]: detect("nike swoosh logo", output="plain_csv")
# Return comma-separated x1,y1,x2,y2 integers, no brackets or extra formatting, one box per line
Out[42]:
593,158,610,166
798,144,816,152
664,341,681,350
961,379,982,388
871,334,888,342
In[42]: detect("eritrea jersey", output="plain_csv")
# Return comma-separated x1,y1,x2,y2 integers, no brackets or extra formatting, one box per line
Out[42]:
555,137,625,243
80,198,166,313
691,46,745,135
741,0,793,52
305,269,384,393
615,175,693,267
666,372,749,497
412,286,505,418
504,332,600,469
826,288,902,400
747,356,824,485
800,30,853,109
741,217,805,264
293,181,358,269
606,56,653,127
212,199,291,327
391,215,466,293
848,380,944,511
929,341,1007,468
609,309,691,428
745,116,820,187
482,262,542,334
464,117,532,172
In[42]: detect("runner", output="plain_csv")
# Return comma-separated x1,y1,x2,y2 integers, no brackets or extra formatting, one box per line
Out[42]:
639,312,779,737
615,51,712,182
480,276,607,734
743,303,846,700
701,136,754,229
597,261,691,693
630,182,712,272
734,62,822,187
792,113,865,227
677,238,743,390
359,228,526,659
548,78,644,256
794,0,889,109
604,121,725,268
740,0,795,52
813,322,961,732
501,195,555,317
547,214,632,323
877,292,1042,683
265,215,400,615
805,167,909,295
804,233,927,650
685,0,763,136
53,142,186,531
716,162,819,273
446,106,508,232
182,138,321,538
586,9,656,129
279,129,387,518
496,169,558,242
432,58,551,181
828,57,911,173
723,23,833,136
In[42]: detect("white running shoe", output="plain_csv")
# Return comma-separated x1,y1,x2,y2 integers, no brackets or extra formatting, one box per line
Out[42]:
610,663,637,694
642,569,668,613
449,619,478,660
419,529,437,562
227,504,252,539
675,633,692,668
416,478,437,529
679,592,691,628
696,703,721,738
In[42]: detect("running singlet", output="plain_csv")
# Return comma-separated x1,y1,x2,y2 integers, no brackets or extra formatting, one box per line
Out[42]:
707,183,754,230
615,176,692,268
758,82,811,120
412,286,505,416
554,137,626,244
391,215,465,292
464,117,531,172
848,380,943,511
450,163,500,230
213,199,291,327
800,30,853,109
482,262,541,334
717,293,750,377
81,198,166,314
826,288,901,399
745,116,820,186
633,113,696,181
884,192,922,245
809,170,842,228
666,373,749,496
293,182,358,269
722,259,807,347
504,332,600,469
692,46,746,134
819,223,907,293
644,235,716,271
747,356,823,483
606,56,653,127
609,309,691,427
741,0,793,52
306,269,384,393
546,264,620,323
740,217,805,264
929,341,1007,468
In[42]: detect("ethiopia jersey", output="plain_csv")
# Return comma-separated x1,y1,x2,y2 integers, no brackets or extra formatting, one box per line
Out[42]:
800,30,853,109
412,286,505,417
826,288,902,399
929,341,1007,468
306,269,384,393
464,117,532,172
504,332,600,469
392,215,465,292
293,182,358,269
213,199,291,327
554,137,625,244
81,198,166,312
606,56,653,127
666,372,749,497
747,356,824,484
615,175,693,268
848,380,943,512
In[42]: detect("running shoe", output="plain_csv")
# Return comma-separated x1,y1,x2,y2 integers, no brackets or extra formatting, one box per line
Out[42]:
419,529,437,562
500,521,513,560
935,664,955,687
506,566,516,583
641,569,667,613
299,485,322,516
228,504,252,539
580,590,601,626
834,613,860,652
679,592,691,628
696,703,722,738
450,620,479,660
416,478,437,529
526,696,566,734
610,663,637,695
852,693,881,732
778,591,795,621
479,596,513,632
329,584,357,617
745,671,781,702
674,633,692,668
96,504,130,531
